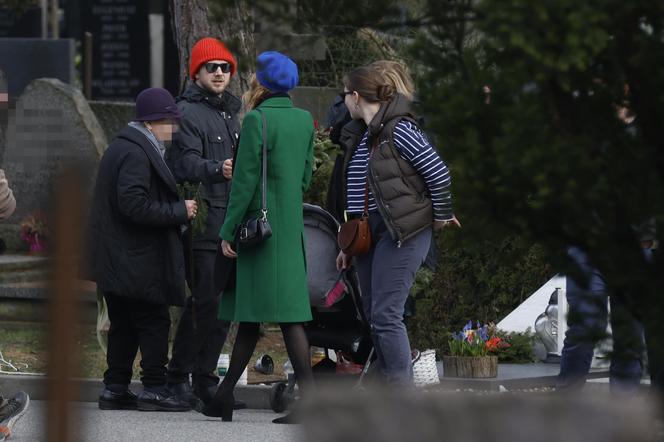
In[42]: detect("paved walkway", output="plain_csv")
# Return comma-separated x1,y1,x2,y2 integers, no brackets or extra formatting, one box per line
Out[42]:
11,401,301,442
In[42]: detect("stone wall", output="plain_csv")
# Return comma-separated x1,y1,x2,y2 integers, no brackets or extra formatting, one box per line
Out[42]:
89,100,134,142
291,86,338,125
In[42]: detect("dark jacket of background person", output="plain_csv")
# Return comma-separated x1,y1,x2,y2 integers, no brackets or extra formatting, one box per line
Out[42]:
326,115,363,223
166,84,241,250
84,126,188,306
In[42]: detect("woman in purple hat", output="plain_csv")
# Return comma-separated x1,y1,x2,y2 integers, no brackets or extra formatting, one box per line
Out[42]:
83,87,198,412
202,51,314,424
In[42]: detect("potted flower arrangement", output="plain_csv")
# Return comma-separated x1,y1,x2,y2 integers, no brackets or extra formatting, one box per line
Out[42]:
443,321,510,378
20,211,50,254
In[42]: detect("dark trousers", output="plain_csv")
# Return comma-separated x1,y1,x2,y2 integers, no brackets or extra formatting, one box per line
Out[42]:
355,213,431,386
168,250,230,388
557,246,645,394
103,292,171,388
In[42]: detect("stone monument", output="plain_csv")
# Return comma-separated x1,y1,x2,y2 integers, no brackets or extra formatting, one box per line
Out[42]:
4,78,107,221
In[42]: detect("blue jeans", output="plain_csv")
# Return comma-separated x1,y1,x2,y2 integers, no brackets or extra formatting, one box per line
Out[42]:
557,246,645,394
355,213,432,386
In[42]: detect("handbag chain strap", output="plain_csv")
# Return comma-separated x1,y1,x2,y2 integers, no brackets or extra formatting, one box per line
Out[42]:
257,109,268,220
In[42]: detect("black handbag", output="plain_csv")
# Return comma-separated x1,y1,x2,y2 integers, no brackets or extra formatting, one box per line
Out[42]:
236,109,272,248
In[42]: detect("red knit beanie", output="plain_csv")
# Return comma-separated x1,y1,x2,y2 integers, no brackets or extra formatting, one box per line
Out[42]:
189,37,237,79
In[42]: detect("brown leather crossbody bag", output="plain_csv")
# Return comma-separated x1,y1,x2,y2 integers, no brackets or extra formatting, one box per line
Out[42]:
337,143,374,257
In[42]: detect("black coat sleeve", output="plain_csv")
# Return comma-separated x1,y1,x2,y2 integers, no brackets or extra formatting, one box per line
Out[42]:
117,150,188,226
173,110,227,184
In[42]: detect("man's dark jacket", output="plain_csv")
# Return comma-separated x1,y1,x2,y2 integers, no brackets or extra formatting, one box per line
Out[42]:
166,83,241,250
83,126,189,306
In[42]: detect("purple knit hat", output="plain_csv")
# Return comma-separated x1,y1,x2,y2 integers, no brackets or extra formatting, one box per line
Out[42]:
134,87,181,122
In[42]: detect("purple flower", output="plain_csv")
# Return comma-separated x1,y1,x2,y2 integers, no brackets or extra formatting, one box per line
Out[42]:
479,325,489,341
462,321,473,332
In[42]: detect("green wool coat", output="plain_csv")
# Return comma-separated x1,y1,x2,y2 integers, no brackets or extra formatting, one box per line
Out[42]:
218,96,314,323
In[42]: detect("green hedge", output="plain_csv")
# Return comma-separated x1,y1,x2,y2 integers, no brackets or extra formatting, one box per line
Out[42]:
406,232,551,359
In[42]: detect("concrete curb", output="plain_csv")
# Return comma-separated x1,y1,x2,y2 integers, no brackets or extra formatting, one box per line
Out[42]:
437,370,609,391
0,374,274,410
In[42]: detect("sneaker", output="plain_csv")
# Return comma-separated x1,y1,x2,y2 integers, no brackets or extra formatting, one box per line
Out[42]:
137,390,191,412
98,387,138,410
0,391,30,440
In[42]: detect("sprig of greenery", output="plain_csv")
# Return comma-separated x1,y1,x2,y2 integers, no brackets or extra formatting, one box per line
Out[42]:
176,182,208,236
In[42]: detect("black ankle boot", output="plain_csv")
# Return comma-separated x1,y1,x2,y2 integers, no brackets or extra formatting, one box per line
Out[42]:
200,391,234,422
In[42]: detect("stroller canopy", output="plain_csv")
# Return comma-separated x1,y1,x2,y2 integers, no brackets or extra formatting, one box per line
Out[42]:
303,204,341,307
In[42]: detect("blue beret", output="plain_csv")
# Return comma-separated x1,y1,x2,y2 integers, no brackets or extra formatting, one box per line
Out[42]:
256,51,299,93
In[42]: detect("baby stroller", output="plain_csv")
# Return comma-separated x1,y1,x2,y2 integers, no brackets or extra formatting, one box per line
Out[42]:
269,204,374,412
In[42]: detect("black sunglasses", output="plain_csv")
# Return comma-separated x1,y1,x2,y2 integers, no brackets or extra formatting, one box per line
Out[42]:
204,62,232,74
339,91,353,100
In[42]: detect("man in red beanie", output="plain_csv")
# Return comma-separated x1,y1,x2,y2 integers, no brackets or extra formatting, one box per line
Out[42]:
165,37,244,410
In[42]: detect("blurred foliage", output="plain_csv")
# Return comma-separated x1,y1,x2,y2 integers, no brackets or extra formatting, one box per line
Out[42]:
408,0,664,379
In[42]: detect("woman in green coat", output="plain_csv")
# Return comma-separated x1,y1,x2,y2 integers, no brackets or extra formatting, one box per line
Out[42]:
201,51,314,424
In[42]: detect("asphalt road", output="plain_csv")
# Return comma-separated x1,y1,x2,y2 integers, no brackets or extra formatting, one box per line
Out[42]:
10,401,302,442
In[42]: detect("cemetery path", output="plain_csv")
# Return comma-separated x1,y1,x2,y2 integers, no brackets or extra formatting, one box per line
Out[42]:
11,401,301,442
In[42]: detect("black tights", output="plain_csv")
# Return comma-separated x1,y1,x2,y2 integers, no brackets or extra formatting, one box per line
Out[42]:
216,322,313,397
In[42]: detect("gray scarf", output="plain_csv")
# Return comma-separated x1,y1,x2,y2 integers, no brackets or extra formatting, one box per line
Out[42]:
128,121,166,158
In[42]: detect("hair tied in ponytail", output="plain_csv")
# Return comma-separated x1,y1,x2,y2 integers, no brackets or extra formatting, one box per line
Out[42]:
377,84,395,101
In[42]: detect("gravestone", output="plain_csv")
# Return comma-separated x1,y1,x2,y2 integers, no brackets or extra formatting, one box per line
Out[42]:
81,0,150,100
3,78,107,221
88,100,134,142
0,38,76,98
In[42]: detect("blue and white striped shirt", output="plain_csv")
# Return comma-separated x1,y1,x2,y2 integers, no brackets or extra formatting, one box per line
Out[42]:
346,120,453,222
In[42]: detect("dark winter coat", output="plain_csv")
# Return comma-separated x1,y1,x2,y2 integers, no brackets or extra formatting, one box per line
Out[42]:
166,83,241,250
84,125,189,306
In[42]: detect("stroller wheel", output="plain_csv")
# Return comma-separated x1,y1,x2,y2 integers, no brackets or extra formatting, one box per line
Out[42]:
269,382,288,413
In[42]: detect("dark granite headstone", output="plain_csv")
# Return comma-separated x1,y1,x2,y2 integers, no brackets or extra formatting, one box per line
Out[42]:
4,78,106,220
81,0,150,100
0,38,75,98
